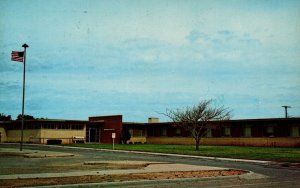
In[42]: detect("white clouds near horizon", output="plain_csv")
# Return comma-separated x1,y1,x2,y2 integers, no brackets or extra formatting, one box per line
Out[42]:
0,0,299,121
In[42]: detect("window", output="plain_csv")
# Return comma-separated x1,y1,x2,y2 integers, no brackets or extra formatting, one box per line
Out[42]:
42,123,56,129
243,127,252,137
265,126,274,137
25,123,41,129
175,128,181,136
42,124,47,129
57,124,63,129
62,124,71,129
290,126,299,137
129,129,133,137
223,127,231,137
139,129,144,137
162,128,167,136
206,128,212,137
72,124,84,130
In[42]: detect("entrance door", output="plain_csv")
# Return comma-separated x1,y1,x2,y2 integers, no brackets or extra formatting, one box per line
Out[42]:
89,128,97,142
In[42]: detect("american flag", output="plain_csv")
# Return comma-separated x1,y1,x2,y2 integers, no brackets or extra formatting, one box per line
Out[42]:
11,51,24,62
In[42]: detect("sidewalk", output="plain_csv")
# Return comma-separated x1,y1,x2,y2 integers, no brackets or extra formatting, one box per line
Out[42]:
0,147,75,158
0,162,227,180
0,146,235,180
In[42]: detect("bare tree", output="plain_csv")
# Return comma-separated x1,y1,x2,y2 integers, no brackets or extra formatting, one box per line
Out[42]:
164,100,232,150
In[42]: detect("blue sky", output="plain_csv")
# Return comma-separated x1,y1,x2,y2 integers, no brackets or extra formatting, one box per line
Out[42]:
1,0,300,122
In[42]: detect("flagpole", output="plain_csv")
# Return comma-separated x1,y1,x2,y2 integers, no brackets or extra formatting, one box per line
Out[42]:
20,43,29,151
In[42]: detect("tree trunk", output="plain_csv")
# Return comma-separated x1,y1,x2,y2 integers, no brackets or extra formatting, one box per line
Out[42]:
195,137,200,150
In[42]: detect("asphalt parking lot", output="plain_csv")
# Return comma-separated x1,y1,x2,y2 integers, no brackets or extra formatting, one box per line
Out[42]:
1,143,300,187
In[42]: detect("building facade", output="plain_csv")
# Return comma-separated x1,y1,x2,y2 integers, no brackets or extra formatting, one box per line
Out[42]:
0,115,299,147
124,118,300,147
0,115,122,144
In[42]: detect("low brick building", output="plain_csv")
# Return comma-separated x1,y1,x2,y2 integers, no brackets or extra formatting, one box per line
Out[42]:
0,115,299,147
0,115,122,144
124,117,300,147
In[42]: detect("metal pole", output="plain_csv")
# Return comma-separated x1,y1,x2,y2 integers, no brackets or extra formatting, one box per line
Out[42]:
282,105,291,119
20,43,29,151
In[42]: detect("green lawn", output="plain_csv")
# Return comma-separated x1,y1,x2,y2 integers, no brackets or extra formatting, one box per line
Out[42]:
67,144,300,162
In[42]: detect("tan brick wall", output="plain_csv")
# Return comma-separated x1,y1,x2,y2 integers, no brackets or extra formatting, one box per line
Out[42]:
6,129,41,143
41,128,86,144
147,137,300,147
0,127,7,143
6,128,86,144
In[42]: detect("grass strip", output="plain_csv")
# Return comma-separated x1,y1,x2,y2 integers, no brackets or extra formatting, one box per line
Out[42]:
66,144,300,162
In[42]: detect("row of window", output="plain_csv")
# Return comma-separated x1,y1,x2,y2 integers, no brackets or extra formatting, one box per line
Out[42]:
42,123,84,130
162,128,181,136
147,126,300,138
128,128,145,137
7,123,85,130
217,126,300,138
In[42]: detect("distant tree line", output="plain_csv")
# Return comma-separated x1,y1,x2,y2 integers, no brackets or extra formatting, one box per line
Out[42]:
0,113,12,121
16,114,35,120
0,113,47,121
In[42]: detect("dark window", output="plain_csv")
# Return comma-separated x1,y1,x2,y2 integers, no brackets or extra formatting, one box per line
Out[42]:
223,127,231,137
290,126,300,137
162,128,167,136
264,126,274,137
243,127,252,137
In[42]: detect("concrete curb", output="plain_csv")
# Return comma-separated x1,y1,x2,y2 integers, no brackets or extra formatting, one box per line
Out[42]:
0,147,75,158
0,163,228,180
28,171,266,188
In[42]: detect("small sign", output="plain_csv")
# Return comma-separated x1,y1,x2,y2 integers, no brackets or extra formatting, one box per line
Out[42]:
104,128,115,131
112,133,116,139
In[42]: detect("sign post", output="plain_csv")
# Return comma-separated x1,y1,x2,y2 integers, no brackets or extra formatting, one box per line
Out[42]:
112,133,116,150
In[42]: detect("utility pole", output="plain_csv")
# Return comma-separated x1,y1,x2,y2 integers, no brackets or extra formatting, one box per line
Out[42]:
282,105,291,118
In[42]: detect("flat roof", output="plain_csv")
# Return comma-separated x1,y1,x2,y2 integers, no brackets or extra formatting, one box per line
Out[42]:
89,115,122,118
123,117,300,125
0,119,104,124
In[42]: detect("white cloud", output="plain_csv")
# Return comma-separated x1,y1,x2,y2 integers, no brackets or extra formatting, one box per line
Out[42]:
1,0,300,120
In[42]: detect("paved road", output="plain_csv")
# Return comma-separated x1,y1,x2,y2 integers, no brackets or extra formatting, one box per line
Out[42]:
1,144,300,187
